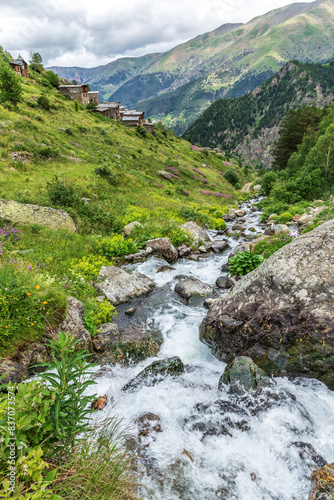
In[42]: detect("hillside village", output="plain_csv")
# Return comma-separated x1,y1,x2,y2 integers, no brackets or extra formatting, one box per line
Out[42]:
10,57,156,132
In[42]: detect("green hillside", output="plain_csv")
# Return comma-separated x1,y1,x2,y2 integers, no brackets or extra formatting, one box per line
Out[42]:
50,0,334,133
184,60,334,165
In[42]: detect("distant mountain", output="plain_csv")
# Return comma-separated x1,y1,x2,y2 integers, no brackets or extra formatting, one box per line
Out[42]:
184,60,334,165
50,0,334,133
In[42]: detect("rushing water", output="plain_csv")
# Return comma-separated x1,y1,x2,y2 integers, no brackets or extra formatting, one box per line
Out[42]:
88,201,334,500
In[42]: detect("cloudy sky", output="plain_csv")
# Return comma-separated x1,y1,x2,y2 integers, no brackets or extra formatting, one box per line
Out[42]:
1,0,315,68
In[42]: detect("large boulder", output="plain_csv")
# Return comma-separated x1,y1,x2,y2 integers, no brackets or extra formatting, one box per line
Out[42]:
212,239,230,253
60,296,92,350
145,237,178,263
200,221,334,388
123,221,143,236
178,221,211,246
309,463,334,500
0,199,76,232
96,266,156,306
175,276,213,300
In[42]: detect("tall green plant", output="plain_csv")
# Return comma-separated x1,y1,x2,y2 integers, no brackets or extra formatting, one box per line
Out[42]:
37,332,97,450
0,61,22,104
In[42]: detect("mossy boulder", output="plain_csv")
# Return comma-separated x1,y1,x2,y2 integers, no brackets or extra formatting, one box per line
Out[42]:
200,221,334,389
0,199,76,232
309,463,334,500
218,356,270,394
122,356,184,392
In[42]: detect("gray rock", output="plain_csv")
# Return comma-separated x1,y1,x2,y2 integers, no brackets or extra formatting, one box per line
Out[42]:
146,237,178,263
0,360,29,384
125,307,137,316
232,224,246,231
0,199,76,232
179,221,211,246
158,170,172,180
96,266,156,306
122,356,184,392
198,246,207,253
18,343,49,373
178,246,192,258
124,250,147,262
224,213,237,222
175,276,213,300
216,276,236,289
235,210,247,217
204,298,218,309
212,239,230,253
123,221,143,236
92,323,120,352
60,296,92,351
200,221,334,389
218,356,270,394
157,265,175,273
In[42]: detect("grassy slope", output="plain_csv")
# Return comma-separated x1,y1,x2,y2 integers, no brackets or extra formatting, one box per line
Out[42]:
0,77,252,357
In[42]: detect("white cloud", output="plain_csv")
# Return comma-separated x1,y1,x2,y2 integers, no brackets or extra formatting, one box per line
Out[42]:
1,0,316,68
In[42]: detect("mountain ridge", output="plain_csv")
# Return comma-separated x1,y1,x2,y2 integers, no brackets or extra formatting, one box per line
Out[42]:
49,0,334,132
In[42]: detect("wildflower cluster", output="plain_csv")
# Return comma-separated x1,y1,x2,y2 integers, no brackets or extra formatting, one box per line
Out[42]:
0,225,21,256
69,255,111,282
84,299,117,336
122,205,150,225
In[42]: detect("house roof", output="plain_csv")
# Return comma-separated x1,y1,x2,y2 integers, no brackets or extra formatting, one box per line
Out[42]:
88,91,99,94
11,59,27,65
96,102,120,110
59,85,84,88
123,116,141,121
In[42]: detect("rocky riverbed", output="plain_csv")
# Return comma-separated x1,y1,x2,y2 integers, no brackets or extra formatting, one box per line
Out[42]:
83,200,334,500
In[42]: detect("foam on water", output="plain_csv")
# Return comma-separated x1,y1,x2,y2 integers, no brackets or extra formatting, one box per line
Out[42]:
87,201,334,499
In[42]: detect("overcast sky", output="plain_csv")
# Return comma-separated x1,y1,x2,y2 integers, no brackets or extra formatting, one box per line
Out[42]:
1,0,315,68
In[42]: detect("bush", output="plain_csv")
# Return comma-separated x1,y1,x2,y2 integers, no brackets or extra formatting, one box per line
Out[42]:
37,95,51,110
122,206,150,225
45,70,60,88
95,235,138,258
261,171,278,195
224,168,240,189
69,255,111,282
229,251,265,276
84,299,117,336
41,78,52,89
208,217,227,230
136,124,147,137
47,176,78,206
0,61,22,105
94,165,118,185
273,212,293,224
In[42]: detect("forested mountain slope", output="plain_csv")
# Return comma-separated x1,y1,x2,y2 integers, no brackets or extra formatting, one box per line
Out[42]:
184,60,334,165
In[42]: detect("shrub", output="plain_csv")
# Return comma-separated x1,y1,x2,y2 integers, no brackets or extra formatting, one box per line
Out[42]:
41,78,52,89
208,217,227,230
229,251,265,276
253,233,298,258
84,299,117,336
69,255,111,282
273,212,293,224
47,176,78,207
224,168,240,188
94,165,118,185
45,70,60,88
95,234,138,258
37,95,51,110
122,206,150,225
0,61,22,105
261,171,278,195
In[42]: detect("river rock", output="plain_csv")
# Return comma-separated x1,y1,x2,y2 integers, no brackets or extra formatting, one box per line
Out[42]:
235,210,247,217
0,199,76,232
179,221,211,246
123,221,143,236
157,265,175,273
146,237,178,263
298,213,314,226
200,221,334,389
122,356,185,392
91,395,108,410
290,442,327,469
135,412,163,437
218,357,270,394
60,296,92,351
92,323,119,352
18,342,49,374
216,276,236,289
175,276,213,300
0,360,29,384
309,463,334,500
232,224,245,231
212,239,230,253
268,213,278,221
96,266,156,306
178,246,192,258
124,250,147,263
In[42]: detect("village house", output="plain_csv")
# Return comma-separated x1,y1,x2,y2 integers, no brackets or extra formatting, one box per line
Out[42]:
10,59,29,78
88,91,99,105
143,121,156,133
122,111,145,127
94,102,120,121
59,84,89,105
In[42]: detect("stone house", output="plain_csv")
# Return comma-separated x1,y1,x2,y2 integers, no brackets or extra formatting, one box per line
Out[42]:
59,84,89,104
122,111,145,127
94,102,120,121
88,91,99,105
10,59,29,78
143,121,156,133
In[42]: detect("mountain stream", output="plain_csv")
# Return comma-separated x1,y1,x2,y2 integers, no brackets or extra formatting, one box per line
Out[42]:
87,200,334,500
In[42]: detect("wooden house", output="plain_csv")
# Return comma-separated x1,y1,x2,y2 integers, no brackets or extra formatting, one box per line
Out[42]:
94,102,120,121
10,59,29,78
59,84,89,104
